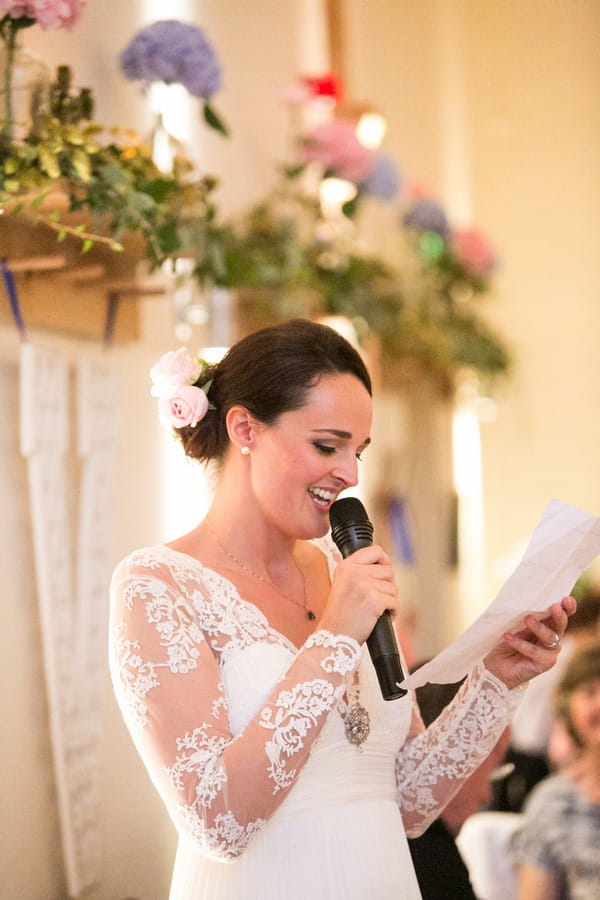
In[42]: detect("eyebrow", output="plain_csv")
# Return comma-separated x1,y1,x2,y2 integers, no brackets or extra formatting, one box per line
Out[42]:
312,429,371,447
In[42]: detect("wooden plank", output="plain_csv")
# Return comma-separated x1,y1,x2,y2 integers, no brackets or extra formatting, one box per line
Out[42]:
0,210,165,342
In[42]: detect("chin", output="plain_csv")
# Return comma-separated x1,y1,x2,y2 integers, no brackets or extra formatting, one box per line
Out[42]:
313,520,331,539
297,509,330,541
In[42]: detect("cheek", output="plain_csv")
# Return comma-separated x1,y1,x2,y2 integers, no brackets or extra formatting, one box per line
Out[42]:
251,443,307,504
277,444,326,483
568,698,591,737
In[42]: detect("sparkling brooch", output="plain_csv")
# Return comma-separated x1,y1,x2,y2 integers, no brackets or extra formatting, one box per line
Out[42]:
343,701,371,747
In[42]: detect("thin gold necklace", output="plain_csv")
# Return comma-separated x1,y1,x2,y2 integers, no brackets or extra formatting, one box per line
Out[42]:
205,517,316,621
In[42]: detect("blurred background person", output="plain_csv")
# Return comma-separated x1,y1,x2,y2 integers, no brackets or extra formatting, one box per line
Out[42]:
511,641,600,899
491,580,600,813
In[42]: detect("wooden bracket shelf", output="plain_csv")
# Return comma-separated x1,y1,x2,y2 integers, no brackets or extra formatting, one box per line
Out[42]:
5,254,67,274
0,209,167,342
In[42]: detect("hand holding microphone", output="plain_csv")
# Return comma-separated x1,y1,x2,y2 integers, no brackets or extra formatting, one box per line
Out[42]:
329,497,407,701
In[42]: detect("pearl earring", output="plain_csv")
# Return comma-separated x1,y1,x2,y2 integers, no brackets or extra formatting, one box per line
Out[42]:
241,446,250,456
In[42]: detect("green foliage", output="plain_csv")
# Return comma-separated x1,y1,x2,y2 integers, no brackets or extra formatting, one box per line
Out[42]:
0,114,222,264
213,181,511,381
0,83,510,383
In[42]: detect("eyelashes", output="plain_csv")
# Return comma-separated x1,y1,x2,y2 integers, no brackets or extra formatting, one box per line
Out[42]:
313,442,364,461
313,442,336,456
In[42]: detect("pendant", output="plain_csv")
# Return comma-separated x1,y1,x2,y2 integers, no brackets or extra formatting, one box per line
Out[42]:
343,702,371,747
307,609,316,621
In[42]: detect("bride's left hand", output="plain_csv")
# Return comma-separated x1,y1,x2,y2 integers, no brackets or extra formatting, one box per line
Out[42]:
483,595,577,691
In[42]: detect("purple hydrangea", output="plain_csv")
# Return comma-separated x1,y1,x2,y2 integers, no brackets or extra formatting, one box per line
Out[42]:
120,19,222,99
360,152,402,202
403,199,449,238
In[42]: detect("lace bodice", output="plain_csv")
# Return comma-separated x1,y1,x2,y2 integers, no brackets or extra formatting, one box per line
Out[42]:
109,540,522,864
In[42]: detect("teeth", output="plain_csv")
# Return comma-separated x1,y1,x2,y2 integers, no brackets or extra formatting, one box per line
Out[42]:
310,488,335,502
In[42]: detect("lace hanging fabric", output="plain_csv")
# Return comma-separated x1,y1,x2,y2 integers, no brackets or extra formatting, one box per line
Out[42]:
19,343,119,896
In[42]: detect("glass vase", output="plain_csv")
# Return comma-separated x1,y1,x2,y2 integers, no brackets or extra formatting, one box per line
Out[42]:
148,111,187,174
0,37,50,145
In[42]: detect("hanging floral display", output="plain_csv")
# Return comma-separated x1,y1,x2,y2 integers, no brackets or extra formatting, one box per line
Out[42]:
0,7,510,385
215,75,508,384
119,19,228,136
0,0,87,144
0,10,226,261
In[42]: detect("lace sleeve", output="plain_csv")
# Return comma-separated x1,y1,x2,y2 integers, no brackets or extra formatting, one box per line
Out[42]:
396,662,525,837
108,551,361,860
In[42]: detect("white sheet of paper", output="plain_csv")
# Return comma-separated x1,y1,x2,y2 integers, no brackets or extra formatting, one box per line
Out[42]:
400,499,600,689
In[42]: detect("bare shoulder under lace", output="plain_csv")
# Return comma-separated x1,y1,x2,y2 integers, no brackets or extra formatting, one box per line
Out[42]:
109,541,523,859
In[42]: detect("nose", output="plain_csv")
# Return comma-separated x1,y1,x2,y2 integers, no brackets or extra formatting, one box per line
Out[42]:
332,451,359,488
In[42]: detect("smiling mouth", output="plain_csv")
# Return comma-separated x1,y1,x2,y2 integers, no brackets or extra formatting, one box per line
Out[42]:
308,487,337,508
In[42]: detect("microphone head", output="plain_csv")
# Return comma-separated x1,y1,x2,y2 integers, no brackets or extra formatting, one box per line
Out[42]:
329,496,370,530
329,496,373,557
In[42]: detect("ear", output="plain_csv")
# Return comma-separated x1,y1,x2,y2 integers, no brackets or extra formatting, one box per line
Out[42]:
225,405,259,452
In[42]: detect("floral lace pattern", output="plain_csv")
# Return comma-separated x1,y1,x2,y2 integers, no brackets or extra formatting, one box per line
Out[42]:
396,663,522,836
109,545,362,859
109,543,520,860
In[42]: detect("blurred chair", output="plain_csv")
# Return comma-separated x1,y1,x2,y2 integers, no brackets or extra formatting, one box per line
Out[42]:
456,811,522,900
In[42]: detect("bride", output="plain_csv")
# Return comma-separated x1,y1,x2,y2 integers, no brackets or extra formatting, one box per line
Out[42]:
109,318,575,899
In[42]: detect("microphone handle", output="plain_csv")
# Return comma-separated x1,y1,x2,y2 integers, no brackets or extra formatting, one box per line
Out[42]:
333,529,407,700
366,613,407,700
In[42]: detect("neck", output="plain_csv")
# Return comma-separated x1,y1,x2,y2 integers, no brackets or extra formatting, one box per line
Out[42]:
203,509,316,621
207,470,298,571
582,745,600,772
205,508,297,575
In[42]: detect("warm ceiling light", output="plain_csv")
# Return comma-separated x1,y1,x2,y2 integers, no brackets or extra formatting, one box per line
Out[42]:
356,111,387,149
337,101,387,149
319,177,357,218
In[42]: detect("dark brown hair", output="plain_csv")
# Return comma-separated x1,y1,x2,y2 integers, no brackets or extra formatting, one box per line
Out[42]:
555,641,600,746
176,318,372,463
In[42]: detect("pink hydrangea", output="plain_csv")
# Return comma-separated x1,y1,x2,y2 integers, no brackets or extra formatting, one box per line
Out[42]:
158,385,209,428
300,119,374,182
150,347,202,398
452,227,497,276
0,0,87,29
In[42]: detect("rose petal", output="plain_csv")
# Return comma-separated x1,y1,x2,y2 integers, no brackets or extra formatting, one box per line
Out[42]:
150,347,202,397
158,385,209,428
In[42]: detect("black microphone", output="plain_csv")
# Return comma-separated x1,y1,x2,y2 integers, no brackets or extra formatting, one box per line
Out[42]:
329,497,407,701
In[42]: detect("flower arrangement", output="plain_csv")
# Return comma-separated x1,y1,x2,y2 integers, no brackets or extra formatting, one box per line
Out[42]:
0,0,87,144
300,119,373,182
214,93,508,384
0,0,85,31
119,19,227,136
0,2,510,389
360,151,402,202
0,11,227,266
150,347,213,428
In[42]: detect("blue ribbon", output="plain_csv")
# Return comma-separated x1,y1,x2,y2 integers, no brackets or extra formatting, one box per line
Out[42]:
388,495,415,565
1,258,27,339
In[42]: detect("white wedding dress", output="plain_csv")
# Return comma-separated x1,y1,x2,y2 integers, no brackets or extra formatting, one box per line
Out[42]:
109,540,521,899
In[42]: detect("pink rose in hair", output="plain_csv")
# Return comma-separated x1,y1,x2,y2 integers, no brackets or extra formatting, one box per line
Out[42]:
158,385,209,428
0,0,87,28
150,347,202,398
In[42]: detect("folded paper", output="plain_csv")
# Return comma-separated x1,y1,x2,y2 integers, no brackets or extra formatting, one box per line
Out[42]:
400,499,600,689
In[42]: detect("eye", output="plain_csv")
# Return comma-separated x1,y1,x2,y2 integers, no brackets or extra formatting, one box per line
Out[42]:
313,441,367,462
356,443,369,462
313,442,336,456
